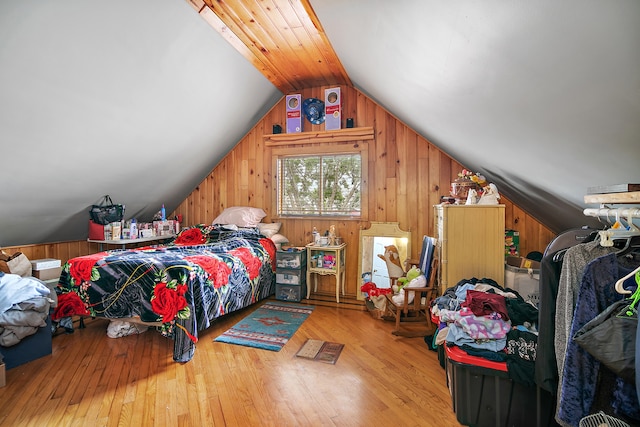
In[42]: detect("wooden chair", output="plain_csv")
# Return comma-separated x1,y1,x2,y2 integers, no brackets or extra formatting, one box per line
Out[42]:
383,238,439,337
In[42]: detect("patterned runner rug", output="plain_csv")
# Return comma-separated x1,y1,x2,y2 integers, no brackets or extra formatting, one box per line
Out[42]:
214,301,314,351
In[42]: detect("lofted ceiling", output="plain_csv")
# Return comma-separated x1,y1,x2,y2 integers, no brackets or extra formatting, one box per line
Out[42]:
1,0,638,247
195,0,350,92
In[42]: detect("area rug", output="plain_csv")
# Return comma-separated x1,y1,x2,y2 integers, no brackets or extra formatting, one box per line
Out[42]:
214,302,315,351
295,339,344,364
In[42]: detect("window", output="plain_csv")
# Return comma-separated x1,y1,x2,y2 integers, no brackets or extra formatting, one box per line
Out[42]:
275,149,364,217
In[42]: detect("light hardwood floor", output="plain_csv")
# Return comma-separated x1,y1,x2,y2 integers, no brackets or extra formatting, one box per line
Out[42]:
0,299,462,427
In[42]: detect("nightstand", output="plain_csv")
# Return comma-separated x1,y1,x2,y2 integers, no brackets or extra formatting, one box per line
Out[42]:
306,243,347,303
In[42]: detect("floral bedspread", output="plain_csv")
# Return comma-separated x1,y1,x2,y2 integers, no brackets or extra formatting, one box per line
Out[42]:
53,225,276,362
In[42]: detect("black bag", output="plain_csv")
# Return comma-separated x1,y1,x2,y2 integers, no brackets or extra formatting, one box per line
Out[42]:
573,299,637,384
89,195,125,225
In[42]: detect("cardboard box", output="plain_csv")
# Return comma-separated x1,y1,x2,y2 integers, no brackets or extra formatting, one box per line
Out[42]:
30,258,61,270
33,267,62,281
111,222,122,240
506,256,540,270
505,229,520,257
286,94,303,133
140,228,154,238
153,220,177,237
324,87,341,130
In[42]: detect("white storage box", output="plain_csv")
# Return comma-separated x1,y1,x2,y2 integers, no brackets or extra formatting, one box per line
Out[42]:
505,264,540,307
33,267,62,281
30,258,61,270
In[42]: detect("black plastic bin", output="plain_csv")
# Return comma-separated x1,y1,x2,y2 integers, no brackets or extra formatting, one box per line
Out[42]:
445,345,556,427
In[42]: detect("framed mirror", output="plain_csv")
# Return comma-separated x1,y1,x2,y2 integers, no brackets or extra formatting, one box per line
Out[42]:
358,222,411,300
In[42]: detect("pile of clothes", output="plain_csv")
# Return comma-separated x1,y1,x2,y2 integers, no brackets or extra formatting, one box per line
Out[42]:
431,277,539,385
0,271,53,347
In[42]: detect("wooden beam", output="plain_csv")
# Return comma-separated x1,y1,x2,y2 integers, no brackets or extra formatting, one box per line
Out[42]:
263,126,374,146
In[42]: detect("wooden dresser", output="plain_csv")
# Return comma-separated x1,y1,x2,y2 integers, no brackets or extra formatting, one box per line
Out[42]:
434,204,505,292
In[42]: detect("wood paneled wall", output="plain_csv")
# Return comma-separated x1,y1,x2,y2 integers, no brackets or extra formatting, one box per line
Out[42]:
3,86,554,297
172,86,555,298
1,241,101,268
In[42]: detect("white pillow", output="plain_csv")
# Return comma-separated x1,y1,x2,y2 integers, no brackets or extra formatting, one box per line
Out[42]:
212,207,267,228
270,233,289,250
257,222,282,238
270,233,289,244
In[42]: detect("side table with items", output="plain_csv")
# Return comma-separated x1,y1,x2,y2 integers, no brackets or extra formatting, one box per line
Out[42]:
306,243,347,303
88,234,175,251
275,248,307,302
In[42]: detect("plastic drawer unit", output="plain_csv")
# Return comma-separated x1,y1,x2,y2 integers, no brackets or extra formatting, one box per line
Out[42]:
275,283,307,302
275,250,307,269
275,249,307,302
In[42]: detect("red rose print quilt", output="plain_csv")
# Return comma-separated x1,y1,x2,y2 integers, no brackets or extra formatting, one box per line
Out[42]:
52,225,276,362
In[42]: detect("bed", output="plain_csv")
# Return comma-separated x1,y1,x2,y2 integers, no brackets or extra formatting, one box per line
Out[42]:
52,224,277,362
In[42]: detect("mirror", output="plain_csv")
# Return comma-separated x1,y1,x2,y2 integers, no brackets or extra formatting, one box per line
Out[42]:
358,222,411,300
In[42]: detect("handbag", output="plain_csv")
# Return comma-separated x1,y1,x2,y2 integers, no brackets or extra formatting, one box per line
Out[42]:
89,195,125,225
573,298,637,383
0,251,33,277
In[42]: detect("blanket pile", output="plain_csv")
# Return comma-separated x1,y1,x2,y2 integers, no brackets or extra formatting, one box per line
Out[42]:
0,272,52,346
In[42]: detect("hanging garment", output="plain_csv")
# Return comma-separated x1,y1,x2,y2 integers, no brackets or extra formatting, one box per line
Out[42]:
574,298,637,384
535,253,564,395
505,328,538,387
556,253,640,427
536,229,598,395
554,240,616,383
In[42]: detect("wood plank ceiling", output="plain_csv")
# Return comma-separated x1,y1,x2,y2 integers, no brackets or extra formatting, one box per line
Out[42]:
186,0,351,93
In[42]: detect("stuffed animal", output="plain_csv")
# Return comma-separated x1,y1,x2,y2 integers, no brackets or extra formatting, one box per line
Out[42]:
360,279,392,310
391,274,427,305
377,245,405,279
394,265,421,293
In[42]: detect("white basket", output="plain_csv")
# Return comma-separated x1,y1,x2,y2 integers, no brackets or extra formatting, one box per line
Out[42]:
579,411,630,427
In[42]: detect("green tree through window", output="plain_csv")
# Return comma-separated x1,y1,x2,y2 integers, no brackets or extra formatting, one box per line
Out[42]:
277,153,361,216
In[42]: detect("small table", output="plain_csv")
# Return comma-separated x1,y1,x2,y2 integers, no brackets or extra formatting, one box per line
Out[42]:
306,243,347,303
88,234,175,251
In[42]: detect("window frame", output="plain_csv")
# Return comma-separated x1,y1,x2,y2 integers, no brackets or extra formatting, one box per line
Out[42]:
271,143,368,220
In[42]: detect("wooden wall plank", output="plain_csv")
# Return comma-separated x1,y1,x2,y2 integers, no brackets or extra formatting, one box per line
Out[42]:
10,86,554,295
172,85,554,299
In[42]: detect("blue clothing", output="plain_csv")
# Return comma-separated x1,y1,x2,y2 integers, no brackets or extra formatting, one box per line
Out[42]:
557,254,640,426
